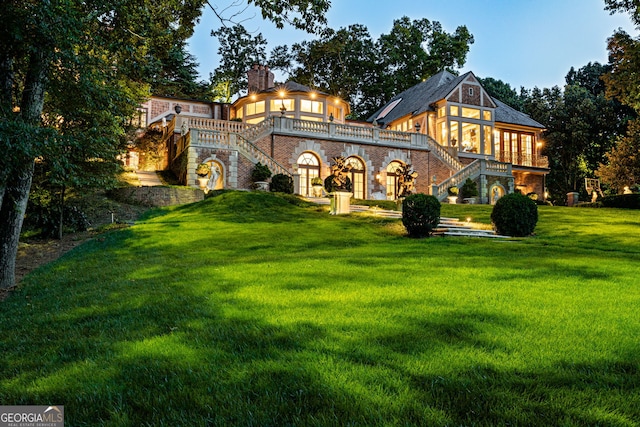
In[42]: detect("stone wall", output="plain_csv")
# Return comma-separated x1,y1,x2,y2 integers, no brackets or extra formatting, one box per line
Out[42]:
109,187,204,207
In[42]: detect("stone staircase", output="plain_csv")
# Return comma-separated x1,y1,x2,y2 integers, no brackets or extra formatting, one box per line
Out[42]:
309,198,508,238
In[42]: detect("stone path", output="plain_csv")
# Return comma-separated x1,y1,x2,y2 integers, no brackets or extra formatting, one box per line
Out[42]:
135,170,163,186
307,197,508,238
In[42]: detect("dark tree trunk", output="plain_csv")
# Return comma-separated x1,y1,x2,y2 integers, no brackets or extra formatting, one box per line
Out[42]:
0,161,34,289
0,48,48,289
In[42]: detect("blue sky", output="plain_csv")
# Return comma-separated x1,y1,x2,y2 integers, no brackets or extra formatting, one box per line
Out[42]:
187,0,637,90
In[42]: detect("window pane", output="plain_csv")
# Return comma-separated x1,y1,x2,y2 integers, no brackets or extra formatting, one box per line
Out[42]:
484,125,492,155
461,122,480,153
483,110,492,121
270,99,294,112
450,120,459,147
450,105,459,116
461,107,480,119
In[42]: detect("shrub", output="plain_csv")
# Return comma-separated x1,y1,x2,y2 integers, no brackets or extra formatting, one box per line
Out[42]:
311,176,323,186
460,178,478,199
491,192,538,237
402,193,441,238
600,194,640,209
447,186,459,196
251,162,272,182
324,175,352,193
269,174,294,194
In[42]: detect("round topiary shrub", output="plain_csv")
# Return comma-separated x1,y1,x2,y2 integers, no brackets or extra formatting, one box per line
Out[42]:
402,193,441,238
269,173,294,194
491,192,538,237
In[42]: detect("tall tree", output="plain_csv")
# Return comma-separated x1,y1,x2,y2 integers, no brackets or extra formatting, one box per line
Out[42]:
0,0,331,290
521,62,634,203
210,24,268,99
597,1,640,191
271,16,474,120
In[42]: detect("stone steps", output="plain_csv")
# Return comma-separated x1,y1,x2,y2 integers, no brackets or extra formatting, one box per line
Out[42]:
305,197,508,238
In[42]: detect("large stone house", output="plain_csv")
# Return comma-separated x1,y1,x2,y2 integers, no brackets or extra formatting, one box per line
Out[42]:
136,65,548,203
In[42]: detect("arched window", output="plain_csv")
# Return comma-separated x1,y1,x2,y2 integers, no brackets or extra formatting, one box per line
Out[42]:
346,157,365,200
297,152,320,197
386,161,404,200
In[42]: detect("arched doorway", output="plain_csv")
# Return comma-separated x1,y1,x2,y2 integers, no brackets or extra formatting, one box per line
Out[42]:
386,160,404,200
297,152,321,197
346,156,366,200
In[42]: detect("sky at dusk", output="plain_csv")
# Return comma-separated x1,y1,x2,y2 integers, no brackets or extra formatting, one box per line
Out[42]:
187,0,638,91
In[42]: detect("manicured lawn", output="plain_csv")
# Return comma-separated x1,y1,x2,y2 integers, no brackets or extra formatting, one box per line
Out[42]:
2,191,640,426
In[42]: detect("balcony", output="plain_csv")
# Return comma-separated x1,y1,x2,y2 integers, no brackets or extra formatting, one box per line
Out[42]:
496,151,549,169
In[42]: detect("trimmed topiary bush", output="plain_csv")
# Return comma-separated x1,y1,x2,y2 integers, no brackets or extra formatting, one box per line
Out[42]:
402,193,441,238
269,174,294,194
460,178,478,199
491,192,538,237
251,162,272,182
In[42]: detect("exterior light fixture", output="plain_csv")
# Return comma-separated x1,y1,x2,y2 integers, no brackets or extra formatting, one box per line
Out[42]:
329,113,334,122
414,122,421,133
174,104,182,115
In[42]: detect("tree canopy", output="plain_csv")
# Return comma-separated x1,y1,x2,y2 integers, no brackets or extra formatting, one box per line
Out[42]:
0,0,332,290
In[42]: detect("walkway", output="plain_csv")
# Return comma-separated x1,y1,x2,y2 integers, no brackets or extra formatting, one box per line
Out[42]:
135,170,163,186
307,197,508,238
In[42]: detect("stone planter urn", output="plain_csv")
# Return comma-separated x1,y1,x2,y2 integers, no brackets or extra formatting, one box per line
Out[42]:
312,185,323,197
254,181,269,191
447,196,458,204
197,177,208,190
330,191,352,215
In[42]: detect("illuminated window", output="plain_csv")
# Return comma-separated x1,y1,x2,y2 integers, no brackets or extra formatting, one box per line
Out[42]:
450,105,459,116
461,122,480,153
484,125,493,155
297,152,320,197
483,110,492,121
301,99,323,114
437,106,446,118
461,107,480,119
235,107,243,119
245,101,265,115
386,161,403,200
346,157,365,199
328,104,342,121
450,120,459,147
270,99,294,112
439,122,447,144
300,116,323,122
131,108,147,128
522,134,533,166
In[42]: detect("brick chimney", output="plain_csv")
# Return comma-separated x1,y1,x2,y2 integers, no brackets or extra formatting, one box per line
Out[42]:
247,64,274,93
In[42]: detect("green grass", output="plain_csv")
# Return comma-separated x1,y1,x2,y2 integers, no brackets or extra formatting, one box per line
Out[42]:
2,191,640,426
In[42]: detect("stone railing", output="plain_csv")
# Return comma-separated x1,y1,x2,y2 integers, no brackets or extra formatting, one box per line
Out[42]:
434,159,512,201
436,160,482,199
189,128,291,177
496,151,549,168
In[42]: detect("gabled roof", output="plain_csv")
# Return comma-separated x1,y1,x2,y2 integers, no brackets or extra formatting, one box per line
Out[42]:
493,99,544,129
368,70,466,124
368,70,545,129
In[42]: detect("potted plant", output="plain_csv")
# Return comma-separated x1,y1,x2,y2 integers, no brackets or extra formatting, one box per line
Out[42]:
311,176,324,197
447,186,459,204
460,178,478,204
251,162,272,191
195,162,211,189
